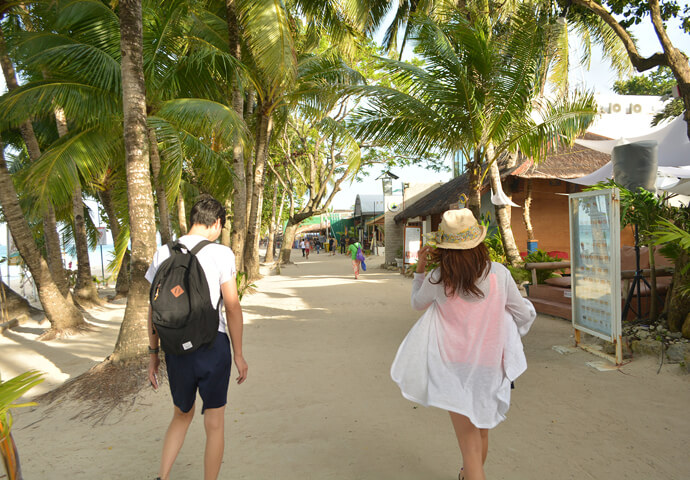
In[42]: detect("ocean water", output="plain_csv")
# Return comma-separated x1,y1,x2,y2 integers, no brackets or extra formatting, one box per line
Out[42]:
1,243,117,296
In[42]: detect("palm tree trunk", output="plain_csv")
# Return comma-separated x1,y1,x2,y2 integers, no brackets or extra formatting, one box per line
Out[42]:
0,140,85,334
244,110,274,280
488,155,522,267
466,157,482,220
226,0,247,271
264,177,279,263
54,107,100,306
278,194,296,264
0,279,39,325
279,222,298,265
267,186,286,264
42,206,69,296
112,0,157,363
72,184,101,305
667,251,690,336
176,193,187,235
0,26,69,297
148,127,172,245
221,198,232,246
244,89,256,240
648,245,658,322
98,185,129,298
522,179,535,242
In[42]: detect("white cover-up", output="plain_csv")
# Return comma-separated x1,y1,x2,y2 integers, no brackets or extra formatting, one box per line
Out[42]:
391,262,536,428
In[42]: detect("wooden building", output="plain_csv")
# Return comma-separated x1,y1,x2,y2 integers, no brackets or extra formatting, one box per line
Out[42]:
394,133,631,258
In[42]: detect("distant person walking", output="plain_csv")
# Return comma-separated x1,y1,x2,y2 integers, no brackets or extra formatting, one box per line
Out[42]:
300,239,305,257
305,238,311,260
347,237,363,279
340,236,346,254
391,209,536,480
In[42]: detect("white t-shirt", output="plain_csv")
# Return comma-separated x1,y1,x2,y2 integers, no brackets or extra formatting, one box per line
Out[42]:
145,235,237,333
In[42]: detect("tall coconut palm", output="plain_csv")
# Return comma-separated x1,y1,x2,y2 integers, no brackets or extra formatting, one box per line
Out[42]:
0,11,72,299
226,0,248,269
351,3,596,266
110,0,157,362
0,140,85,336
1,0,246,275
223,0,372,279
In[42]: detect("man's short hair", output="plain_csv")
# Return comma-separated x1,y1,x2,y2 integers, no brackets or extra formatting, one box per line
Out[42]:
190,195,226,230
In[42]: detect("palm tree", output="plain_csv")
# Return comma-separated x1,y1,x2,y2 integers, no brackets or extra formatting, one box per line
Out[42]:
226,0,248,269
110,0,157,362
0,141,85,335
0,11,72,299
223,0,373,279
351,3,596,266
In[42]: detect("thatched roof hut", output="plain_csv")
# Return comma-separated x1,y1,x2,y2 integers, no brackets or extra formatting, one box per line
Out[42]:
510,132,611,179
394,133,611,222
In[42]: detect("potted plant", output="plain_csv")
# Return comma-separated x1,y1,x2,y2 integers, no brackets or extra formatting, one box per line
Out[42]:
395,246,404,268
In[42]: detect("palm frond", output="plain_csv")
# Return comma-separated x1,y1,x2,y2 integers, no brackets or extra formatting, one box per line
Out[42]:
24,125,123,210
142,0,191,96
349,84,456,156
571,8,633,79
15,34,122,94
238,0,297,97
148,115,235,202
55,0,121,58
153,98,248,148
0,81,120,130
509,91,597,161
318,116,361,171
548,22,570,94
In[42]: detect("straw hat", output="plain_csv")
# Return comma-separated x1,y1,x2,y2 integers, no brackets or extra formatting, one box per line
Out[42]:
427,209,487,250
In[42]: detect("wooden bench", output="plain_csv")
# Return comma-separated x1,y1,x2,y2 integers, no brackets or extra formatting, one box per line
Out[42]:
524,247,674,321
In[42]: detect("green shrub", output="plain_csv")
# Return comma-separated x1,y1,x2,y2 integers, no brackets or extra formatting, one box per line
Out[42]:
517,249,564,284
236,271,256,301
483,230,506,264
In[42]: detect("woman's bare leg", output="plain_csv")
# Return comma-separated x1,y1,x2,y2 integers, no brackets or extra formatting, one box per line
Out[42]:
480,428,488,464
449,411,486,480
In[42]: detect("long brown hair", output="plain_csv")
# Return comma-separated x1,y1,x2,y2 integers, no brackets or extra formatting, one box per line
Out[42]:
429,243,491,298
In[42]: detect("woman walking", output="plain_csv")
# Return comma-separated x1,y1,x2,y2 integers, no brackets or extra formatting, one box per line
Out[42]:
305,238,311,260
347,237,362,279
391,209,536,480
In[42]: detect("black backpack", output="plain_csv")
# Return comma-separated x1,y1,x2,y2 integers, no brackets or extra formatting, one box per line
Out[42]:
149,240,221,355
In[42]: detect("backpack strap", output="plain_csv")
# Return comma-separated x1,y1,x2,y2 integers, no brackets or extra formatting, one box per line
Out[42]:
190,239,213,256
186,239,222,309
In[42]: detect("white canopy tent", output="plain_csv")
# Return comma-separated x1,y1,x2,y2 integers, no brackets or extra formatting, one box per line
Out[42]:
567,115,690,196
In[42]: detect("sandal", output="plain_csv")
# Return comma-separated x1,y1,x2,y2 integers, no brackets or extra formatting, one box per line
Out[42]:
458,468,464,480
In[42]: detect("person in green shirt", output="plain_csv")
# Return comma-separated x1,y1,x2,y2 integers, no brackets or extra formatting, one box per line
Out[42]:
347,237,362,279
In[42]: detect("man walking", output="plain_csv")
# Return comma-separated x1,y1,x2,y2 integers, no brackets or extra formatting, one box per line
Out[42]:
147,195,248,480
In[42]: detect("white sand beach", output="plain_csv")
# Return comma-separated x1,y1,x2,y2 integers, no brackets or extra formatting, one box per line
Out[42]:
2,250,690,479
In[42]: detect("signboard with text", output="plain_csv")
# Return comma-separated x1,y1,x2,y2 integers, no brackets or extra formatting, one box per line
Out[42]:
568,189,621,343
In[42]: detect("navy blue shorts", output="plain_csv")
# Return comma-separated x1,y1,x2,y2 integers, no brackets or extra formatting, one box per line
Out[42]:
165,332,232,414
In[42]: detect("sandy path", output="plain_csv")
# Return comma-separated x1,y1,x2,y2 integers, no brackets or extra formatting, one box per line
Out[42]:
4,250,690,479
